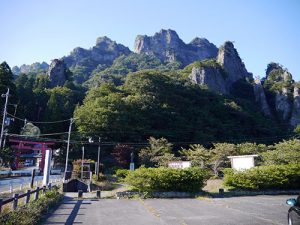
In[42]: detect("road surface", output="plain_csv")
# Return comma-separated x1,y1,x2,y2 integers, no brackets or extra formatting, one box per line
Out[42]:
43,195,295,225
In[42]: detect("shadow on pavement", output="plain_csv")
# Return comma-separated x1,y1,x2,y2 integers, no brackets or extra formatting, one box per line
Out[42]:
43,196,91,225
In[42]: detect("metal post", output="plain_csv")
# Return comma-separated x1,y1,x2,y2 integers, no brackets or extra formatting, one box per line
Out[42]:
97,137,101,177
81,145,84,179
64,118,73,181
0,88,9,150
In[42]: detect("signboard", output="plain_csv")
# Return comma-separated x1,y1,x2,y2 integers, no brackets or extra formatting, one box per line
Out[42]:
168,161,191,169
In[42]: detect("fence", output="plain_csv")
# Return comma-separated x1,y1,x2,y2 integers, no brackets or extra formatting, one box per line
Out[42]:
0,184,58,213
0,176,63,194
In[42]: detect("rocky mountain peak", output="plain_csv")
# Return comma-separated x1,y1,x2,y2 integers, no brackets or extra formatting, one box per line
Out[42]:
12,61,49,75
95,36,114,45
190,37,211,47
134,29,217,66
217,41,252,83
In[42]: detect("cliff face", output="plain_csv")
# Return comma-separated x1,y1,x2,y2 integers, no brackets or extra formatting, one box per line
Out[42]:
134,29,218,66
261,63,299,126
48,59,68,87
290,86,300,127
190,66,228,94
217,41,252,85
189,41,252,95
275,87,292,121
253,79,272,116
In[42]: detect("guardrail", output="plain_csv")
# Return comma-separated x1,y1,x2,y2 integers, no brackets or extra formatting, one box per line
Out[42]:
0,169,61,177
0,177,63,194
0,184,58,213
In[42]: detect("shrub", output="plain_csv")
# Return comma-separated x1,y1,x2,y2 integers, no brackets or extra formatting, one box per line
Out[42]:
223,164,300,190
92,173,106,182
125,167,209,192
115,169,130,179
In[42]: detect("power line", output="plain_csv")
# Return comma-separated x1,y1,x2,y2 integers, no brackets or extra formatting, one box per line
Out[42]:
6,112,72,124
5,133,297,148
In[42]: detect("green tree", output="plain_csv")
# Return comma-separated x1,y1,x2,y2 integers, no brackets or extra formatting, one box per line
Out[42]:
44,87,76,132
180,144,211,169
138,137,177,167
0,62,15,94
0,147,14,167
210,143,237,177
262,139,300,165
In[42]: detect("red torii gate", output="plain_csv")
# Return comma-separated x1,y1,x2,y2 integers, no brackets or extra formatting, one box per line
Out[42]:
9,139,55,171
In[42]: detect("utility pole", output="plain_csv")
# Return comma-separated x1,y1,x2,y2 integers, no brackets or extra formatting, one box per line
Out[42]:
63,118,73,181
96,137,101,177
0,88,10,150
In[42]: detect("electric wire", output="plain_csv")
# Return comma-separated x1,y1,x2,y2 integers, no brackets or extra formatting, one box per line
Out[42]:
6,112,72,124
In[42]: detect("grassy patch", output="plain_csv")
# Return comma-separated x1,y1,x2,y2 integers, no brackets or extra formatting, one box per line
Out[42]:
0,189,63,225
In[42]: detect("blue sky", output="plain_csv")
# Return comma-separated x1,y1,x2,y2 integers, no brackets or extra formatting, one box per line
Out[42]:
0,0,299,80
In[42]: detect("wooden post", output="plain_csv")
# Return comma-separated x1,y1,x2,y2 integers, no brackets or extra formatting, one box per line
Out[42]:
43,186,46,194
35,187,40,200
96,190,101,199
219,188,224,197
13,193,19,210
26,190,31,204
0,199,2,213
48,183,52,190
78,190,83,198
30,169,35,188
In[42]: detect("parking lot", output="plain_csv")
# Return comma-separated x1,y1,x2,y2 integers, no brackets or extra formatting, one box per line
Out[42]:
43,195,295,225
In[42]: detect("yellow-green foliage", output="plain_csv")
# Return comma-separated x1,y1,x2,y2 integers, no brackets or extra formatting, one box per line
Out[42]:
224,164,300,190
125,167,209,192
0,189,63,225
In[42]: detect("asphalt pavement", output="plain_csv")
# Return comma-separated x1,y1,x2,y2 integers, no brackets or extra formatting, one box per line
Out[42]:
42,195,295,225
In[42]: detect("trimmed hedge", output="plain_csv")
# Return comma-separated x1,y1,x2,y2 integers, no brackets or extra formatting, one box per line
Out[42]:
0,189,63,225
224,164,300,190
125,167,209,192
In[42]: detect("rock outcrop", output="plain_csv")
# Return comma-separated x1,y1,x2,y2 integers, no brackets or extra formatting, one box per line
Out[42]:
290,86,300,127
253,79,272,116
189,62,228,94
217,41,252,85
48,59,68,87
134,29,218,66
12,62,49,75
63,36,131,83
275,87,292,121
190,41,253,95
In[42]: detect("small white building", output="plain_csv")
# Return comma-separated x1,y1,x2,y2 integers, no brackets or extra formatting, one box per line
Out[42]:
227,155,258,171
168,161,191,169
